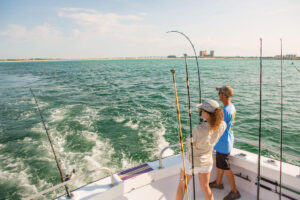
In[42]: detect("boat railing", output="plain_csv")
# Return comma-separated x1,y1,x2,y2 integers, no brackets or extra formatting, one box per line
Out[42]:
27,138,300,199
159,138,300,169
24,167,114,200
234,137,300,160
159,142,186,169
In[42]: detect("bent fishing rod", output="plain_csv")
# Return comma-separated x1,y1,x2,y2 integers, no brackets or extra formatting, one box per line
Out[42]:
166,30,203,122
257,38,263,200
30,88,72,198
184,54,196,200
171,69,190,200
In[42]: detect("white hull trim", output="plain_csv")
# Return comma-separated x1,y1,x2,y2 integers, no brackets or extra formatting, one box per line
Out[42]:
52,148,300,200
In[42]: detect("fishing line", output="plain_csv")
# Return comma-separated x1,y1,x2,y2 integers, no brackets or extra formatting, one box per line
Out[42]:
294,66,300,73
279,38,283,200
166,30,203,123
184,54,196,200
171,69,189,200
30,88,72,198
257,38,263,200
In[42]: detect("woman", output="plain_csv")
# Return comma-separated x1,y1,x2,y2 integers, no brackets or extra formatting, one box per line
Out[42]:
176,99,226,200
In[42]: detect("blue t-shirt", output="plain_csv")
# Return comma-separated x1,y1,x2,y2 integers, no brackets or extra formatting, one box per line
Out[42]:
214,104,236,154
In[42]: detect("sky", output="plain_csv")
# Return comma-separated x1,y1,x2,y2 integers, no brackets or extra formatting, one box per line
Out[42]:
0,0,299,59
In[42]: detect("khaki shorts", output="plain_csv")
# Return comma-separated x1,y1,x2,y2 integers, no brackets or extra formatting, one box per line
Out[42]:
181,159,213,174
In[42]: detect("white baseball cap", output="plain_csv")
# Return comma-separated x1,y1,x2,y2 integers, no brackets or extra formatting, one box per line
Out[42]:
196,99,220,113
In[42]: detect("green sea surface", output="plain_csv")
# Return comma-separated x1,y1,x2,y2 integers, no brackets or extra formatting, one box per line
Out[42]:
0,59,299,199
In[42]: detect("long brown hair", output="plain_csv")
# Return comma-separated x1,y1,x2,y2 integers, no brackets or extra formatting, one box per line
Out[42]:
207,107,224,132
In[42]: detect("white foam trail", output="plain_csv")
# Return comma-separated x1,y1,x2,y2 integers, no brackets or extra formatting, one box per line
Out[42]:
31,122,68,167
23,137,32,142
31,97,49,108
48,107,67,122
31,104,118,187
31,122,46,135
0,155,43,199
120,152,140,170
7,99,32,106
20,110,35,119
74,106,101,127
1,171,39,198
65,131,117,185
125,120,139,130
153,122,174,158
113,116,125,123
83,131,115,170
143,106,161,115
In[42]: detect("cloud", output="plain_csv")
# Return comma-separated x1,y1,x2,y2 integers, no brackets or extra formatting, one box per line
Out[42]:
58,7,97,14
0,24,62,43
57,8,150,39
58,7,143,23
0,8,151,43
72,29,81,38
0,8,160,58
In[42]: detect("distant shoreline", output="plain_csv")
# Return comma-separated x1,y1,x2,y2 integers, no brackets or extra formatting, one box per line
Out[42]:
1,56,299,62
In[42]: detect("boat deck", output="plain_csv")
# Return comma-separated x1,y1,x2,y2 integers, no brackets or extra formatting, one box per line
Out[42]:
114,171,255,200
55,148,299,200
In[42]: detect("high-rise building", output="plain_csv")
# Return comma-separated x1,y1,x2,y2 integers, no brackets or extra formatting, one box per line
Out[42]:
274,54,297,59
200,51,207,57
200,50,214,57
286,54,296,59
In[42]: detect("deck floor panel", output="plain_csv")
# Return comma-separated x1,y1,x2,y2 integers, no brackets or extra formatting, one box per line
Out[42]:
114,173,255,200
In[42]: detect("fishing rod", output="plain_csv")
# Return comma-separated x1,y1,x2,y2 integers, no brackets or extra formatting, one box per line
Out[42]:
166,30,203,122
30,88,72,198
257,38,263,200
171,69,189,200
279,38,283,200
184,54,196,200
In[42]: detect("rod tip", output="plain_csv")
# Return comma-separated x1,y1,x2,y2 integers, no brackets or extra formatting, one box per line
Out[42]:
171,69,175,73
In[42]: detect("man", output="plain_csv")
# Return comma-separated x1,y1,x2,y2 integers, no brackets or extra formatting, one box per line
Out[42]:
209,86,241,200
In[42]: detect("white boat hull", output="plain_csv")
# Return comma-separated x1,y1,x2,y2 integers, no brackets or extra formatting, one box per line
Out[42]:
56,148,300,200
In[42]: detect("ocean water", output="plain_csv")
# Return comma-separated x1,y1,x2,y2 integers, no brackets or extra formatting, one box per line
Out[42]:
0,59,299,199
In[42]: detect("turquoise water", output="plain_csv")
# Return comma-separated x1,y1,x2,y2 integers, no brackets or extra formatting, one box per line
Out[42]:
0,59,299,199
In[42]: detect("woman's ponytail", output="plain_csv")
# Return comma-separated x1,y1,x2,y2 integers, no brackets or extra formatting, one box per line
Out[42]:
208,107,224,132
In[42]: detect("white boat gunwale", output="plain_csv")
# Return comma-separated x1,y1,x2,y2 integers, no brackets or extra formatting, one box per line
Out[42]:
25,140,300,200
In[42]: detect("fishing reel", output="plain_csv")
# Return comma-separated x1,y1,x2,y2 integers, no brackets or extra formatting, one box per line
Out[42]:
65,169,76,181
